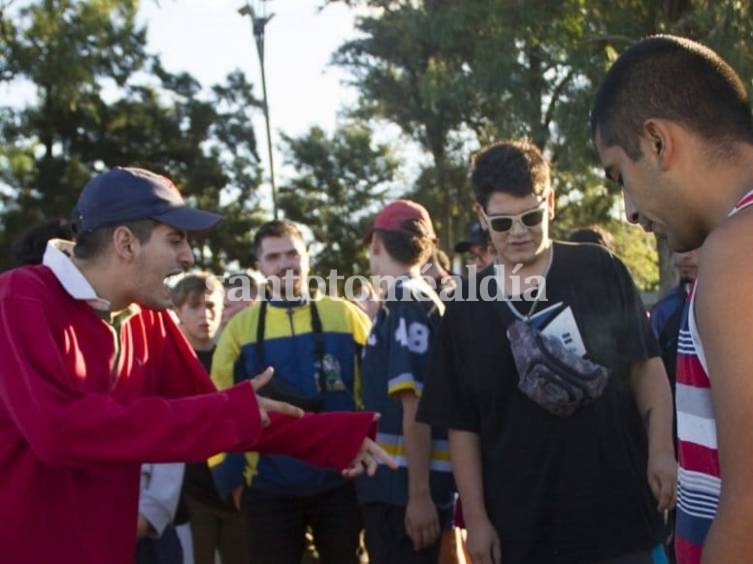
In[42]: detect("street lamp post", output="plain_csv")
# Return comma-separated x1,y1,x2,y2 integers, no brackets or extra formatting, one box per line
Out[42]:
239,1,278,219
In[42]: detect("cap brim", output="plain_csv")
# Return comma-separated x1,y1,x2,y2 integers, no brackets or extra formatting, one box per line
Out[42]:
154,206,222,232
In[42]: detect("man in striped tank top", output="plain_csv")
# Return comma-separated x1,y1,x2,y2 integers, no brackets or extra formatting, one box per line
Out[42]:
591,35,753,564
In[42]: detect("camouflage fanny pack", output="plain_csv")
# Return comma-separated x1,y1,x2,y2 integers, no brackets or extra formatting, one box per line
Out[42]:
507,319,609,416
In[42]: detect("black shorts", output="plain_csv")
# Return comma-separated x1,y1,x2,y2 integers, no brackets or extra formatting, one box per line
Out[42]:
361,502,452,564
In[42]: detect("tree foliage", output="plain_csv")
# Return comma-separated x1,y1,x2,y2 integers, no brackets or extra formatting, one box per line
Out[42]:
279,122,398,279
3,0,753,287
0,0,265,272
329,0,753,289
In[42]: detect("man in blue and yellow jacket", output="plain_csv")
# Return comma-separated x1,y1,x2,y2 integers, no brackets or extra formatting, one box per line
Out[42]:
211,220,371,564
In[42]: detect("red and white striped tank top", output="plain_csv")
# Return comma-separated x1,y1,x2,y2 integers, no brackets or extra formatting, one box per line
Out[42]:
675,189,753,563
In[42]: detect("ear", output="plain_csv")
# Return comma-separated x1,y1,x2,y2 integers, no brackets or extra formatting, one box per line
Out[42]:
111,226,138,261
299,246,311,272
474,203,489,231
173,304,186,324
641,119,673,171
546,189,556,220
369,233,382,255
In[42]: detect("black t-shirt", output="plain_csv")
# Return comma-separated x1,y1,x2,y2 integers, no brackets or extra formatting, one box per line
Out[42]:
196,348,214,373
418,242,664,564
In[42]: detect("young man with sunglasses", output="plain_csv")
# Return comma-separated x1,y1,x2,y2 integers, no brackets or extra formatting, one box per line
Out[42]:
418,139,676,564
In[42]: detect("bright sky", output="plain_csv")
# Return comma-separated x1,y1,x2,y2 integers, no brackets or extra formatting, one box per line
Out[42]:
0,1,415,207
140,0,362,138
137,0,417,208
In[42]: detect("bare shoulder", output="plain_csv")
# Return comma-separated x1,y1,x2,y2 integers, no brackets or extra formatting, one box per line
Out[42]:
694,206,753,372
698,207,753,290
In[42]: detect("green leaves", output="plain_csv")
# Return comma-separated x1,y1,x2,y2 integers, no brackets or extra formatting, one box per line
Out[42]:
279,122,398,280
0,1,265,272
331,0,753,290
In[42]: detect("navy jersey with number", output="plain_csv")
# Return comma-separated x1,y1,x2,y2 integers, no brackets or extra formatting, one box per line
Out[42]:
356,277,454,508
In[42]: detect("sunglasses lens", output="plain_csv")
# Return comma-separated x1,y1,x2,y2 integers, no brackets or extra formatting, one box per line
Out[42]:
522,209,545,227
489,217,513,232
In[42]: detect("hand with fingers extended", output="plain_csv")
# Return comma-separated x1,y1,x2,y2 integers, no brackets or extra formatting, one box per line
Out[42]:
647,449,677,513
250,367,304,426
466,516,502,564
342,415,399,478
405,494,440,552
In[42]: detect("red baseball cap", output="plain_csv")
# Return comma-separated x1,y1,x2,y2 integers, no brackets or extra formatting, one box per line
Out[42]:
365,199,437,243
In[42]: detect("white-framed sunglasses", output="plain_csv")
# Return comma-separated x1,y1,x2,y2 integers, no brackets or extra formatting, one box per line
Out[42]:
481,199,548,233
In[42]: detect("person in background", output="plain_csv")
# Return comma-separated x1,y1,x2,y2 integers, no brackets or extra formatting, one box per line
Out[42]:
358,200,455,564
9,218,74,267
212,220,373,564
453,221,495,272
137,463,187,564
567,225,616,252
423,247,457,297
172,273,252,564
351,278,382,320
220,271,259,331
650,250,700,390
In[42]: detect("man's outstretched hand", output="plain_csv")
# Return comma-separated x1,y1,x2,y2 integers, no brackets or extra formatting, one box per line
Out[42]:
251,371,397,475
250,367,304,426
342,415,399,478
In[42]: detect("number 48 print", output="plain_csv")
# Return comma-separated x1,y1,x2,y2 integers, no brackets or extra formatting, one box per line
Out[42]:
394,318,429,354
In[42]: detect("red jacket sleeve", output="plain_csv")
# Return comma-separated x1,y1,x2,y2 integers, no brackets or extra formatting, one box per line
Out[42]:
254,411,377,470
152,311,376,469
0,295,263,468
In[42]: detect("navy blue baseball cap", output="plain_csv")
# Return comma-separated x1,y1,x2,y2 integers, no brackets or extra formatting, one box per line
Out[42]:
453,221,485,253
72,167,221,233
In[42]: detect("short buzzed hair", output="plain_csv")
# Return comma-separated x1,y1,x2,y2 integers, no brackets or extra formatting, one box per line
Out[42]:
591,35,753,160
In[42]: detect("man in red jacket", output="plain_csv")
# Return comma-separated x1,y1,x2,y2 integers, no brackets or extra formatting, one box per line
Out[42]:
0,167,395,564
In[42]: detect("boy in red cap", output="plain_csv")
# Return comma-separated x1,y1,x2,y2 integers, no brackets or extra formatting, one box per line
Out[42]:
357,200,455,563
